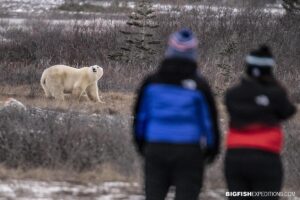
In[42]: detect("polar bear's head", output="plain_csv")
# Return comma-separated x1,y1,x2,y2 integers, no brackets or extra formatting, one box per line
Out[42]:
89,65,103,80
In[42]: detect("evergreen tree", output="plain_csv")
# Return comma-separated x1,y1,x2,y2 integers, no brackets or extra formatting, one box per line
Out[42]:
109,0,160,63
282,0,300,15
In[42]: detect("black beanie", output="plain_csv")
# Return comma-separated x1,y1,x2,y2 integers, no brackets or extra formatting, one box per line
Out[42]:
246,45,275,78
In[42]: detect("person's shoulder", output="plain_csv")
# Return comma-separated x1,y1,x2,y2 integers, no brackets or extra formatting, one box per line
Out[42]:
140,73,158,86
226,82,241,93
267,81,289,99
194,74,210,89
224,78,246,99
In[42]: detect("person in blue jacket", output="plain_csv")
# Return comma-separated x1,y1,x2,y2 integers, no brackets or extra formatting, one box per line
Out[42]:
132,29,220,200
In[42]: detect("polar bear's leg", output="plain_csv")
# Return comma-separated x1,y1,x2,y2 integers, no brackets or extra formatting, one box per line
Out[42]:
72,86,85,101
40,76,52,98
44,89,52,98
48,82,65,101
86,83,104,103
52,90,65,101
42,84,52,98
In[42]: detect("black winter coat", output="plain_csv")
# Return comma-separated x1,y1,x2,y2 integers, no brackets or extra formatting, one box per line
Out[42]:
225,76,296,129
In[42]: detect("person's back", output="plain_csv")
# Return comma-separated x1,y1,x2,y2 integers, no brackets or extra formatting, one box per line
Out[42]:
226,76,294,127
133,29,220,200
224,45,297,200
138,59,217,145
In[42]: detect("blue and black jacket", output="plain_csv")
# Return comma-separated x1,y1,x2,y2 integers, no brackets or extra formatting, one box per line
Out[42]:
133,58,220,161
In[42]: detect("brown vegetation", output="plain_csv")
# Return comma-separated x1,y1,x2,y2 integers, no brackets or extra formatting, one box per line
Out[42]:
0,8,299,99
0,3,299,193
0,85,134,115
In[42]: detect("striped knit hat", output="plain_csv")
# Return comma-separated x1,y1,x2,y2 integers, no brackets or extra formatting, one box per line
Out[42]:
165,29,198,61
246,45,276,78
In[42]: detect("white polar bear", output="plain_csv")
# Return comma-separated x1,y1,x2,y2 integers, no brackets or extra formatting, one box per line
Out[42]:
40,65,104,102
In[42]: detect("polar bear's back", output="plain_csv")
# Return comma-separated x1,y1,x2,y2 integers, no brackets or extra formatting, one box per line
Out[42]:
44,65,79,74
45,65,82,77
42,65,83,91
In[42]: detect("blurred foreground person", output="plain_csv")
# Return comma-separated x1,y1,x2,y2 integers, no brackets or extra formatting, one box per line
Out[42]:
132,29,220,200
224,45,296,199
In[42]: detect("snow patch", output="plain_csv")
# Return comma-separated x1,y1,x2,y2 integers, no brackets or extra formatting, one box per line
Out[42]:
0,0,286,16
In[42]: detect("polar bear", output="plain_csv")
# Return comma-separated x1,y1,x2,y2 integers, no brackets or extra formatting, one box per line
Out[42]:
40,65,103,102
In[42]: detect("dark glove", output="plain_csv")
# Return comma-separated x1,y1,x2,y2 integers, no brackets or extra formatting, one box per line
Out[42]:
134,139,145,156
204,147,219,165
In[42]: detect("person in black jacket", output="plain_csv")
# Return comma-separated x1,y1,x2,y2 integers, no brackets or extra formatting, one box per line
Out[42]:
132,29,220,200
224,45,297,199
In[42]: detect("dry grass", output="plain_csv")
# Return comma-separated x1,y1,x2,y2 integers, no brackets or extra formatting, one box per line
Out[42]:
0,5,299,190
0,152,129,184
282,108,300,191
57,3,132,13
0,85,134,115
0,9,299,99
0,85,298,192
0,86,300,195
0,85,139,184
0,163,138,184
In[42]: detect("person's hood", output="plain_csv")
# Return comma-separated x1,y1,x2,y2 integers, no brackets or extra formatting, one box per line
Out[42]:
158,58,198,79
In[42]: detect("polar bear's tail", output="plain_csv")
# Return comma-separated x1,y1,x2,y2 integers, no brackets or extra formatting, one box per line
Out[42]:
40,71,47,87
40,71,50,97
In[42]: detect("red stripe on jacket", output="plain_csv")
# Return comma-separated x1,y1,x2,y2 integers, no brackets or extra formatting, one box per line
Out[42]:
226,125,283,154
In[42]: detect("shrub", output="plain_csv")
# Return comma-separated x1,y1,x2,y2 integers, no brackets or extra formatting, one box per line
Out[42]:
0,107,138,173
0,8,299,99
